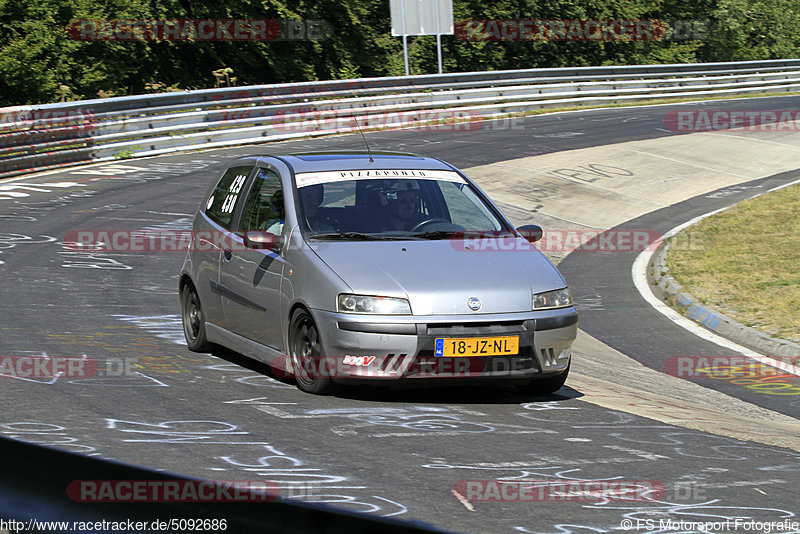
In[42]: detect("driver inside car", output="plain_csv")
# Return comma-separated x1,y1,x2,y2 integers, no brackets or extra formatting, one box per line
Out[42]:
380,181,426,232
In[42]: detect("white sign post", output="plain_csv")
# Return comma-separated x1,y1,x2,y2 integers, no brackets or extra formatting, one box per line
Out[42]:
390,0,454,76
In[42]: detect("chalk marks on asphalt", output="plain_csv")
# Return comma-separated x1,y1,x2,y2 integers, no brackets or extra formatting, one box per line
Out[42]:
104,315,294,389
425,400,800,532
0,421,100,456
111,314,186,346
226,397,554,438
66,158,228,184
0,233,56,249
0,181,84,201
59,251,133,270
104,418,409,516
0,232,57,267
200,364,294,389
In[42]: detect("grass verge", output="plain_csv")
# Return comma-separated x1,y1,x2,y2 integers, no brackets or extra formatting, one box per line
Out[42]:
666,183,800,343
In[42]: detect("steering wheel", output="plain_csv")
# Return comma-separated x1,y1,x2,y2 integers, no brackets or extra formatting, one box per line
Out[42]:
409,217,451,232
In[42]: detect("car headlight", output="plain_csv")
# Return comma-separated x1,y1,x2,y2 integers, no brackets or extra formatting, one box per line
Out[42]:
532,288,573,310
337,294,412,314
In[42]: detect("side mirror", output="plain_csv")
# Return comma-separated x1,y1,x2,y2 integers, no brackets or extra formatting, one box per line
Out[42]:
516,224,543,243
244,231,279,250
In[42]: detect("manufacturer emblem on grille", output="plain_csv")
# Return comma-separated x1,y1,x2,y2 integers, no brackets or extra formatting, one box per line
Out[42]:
467,297,482,311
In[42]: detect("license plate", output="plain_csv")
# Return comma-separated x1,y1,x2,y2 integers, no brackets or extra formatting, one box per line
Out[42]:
434,336,519,357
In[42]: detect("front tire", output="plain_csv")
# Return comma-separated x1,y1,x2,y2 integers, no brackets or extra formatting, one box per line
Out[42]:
181,282,212,352
516,362,570,395
288,309,333,395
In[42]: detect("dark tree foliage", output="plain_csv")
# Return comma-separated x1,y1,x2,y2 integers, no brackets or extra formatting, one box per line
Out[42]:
1,0,799,105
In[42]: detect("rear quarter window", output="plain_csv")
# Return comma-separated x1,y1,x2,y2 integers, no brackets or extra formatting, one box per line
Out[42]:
204,166,252,229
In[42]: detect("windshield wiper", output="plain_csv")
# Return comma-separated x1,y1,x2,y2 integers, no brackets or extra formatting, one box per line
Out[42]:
311,232,399,241
415,230,461,240
416,230,518,240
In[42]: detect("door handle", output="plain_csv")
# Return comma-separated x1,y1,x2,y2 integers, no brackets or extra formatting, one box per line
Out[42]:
223,249,232,261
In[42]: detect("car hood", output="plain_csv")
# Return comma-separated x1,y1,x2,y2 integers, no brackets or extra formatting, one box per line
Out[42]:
308,238,567,315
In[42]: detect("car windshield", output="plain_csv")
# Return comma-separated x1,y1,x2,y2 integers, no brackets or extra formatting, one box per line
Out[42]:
294,170,511,240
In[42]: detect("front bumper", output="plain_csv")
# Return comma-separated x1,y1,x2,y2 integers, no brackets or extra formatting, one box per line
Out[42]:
311,308,577,382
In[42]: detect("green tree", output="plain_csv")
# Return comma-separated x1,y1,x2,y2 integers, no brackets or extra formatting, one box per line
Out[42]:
1,0,799,106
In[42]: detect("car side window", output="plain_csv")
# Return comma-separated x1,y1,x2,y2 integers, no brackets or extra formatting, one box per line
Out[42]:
238,168,285,235
205,166,252,229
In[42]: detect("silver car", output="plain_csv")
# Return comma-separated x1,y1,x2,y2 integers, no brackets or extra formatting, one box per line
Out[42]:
179,152,577,394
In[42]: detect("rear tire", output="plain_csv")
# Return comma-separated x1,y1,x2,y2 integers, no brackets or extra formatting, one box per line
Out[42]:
516,362,570,395
288,309,333,395
181,282,212,352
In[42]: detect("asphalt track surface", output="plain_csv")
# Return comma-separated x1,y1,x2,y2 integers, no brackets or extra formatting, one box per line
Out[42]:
558,168,800,419
1,97,799,532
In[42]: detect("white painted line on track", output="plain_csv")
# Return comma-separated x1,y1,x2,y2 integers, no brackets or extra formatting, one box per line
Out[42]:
613,147,753,179
451,489,476,512
632,206,800,378
767,176,800,192
704,132,800,149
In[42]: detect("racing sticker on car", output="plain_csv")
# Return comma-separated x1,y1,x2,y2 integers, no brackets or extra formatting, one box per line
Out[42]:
295,169,466,187
220,172,248,213
342,355,376,366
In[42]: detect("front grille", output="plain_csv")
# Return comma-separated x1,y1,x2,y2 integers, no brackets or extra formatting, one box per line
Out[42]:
378,353,409,373
539,347,557,368
425,320,529,336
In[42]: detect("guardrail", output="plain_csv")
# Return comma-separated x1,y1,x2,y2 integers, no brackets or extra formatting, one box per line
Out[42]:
2,59,800,179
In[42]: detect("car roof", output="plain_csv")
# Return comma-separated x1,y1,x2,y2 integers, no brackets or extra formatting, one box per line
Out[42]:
231,151,458,174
